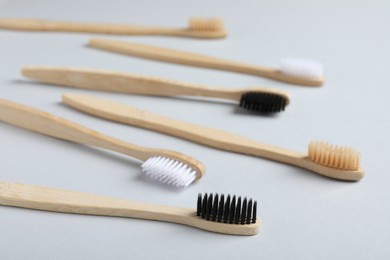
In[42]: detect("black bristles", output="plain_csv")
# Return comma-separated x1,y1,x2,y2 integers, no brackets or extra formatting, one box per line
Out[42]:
197,193,202,216
234,197,241,224
241,198,247,225
223,195,231,223
247,199,253,224
201,193,208,218
211,194,219,221
206,194,213,220
252,201,257,223
217,194,224,222
239,92,287,113
196,193,257,225
229,196,236,224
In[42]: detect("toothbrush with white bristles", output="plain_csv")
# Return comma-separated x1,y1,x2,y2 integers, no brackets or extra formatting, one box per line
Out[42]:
0,99,205,187
88,38,324,86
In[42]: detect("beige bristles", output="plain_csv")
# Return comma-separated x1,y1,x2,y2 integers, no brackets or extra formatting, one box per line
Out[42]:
188,17,225,31
308,141,361,171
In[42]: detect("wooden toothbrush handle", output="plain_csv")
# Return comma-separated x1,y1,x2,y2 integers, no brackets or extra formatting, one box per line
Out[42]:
0,18,175,35
0,181,190,221
21,66,240,100
89,38,275,77
63,94,305,166
0,99,150,160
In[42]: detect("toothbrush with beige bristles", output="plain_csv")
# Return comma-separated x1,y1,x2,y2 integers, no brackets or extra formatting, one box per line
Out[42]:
88,38,324,86
0,99,205,187
0,17,227,38
63,93,364,181
22,66,290,113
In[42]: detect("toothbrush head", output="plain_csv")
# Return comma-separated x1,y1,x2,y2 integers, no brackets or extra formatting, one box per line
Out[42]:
308,141,361,171
188,17,227,37
280,58,324,85
197,193,257,224
239,91,289,113
141,156,200,187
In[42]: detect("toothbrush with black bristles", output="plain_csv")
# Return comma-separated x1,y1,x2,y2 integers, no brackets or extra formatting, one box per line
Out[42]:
0,181,260,235
22,66,290,113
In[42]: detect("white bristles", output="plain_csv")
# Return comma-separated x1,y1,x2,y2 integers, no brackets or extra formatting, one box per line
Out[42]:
141,156,197,187
308,141,361,171
280,58,323,80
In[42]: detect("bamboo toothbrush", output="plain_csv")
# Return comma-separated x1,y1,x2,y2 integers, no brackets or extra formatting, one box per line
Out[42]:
0,181,260,235
88,38,324,86
63,93,364,181
0,17,226,39
0,99,205,187
22,66,290,113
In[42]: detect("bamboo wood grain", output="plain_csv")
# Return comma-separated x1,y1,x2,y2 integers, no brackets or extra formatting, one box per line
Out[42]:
63,93,364,181
89,38,323,86
0,18,226,38
21,66,290,104
0,99,204,179
0,181,259,235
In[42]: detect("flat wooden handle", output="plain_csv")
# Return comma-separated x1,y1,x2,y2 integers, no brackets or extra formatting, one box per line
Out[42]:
0,18,175,35
0,181,188,221
89,38,273,76
22,66,241,100
0,99,149,160
63,94,305,166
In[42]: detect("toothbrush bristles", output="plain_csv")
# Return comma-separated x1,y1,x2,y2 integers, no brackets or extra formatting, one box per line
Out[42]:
308,141,361,171
188,17,225,32
141,156,197,187
280,58,323,80
240,92,287,113
197,193,257,224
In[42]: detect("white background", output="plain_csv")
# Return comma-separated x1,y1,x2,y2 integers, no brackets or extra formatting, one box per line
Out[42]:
0,0,389,259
